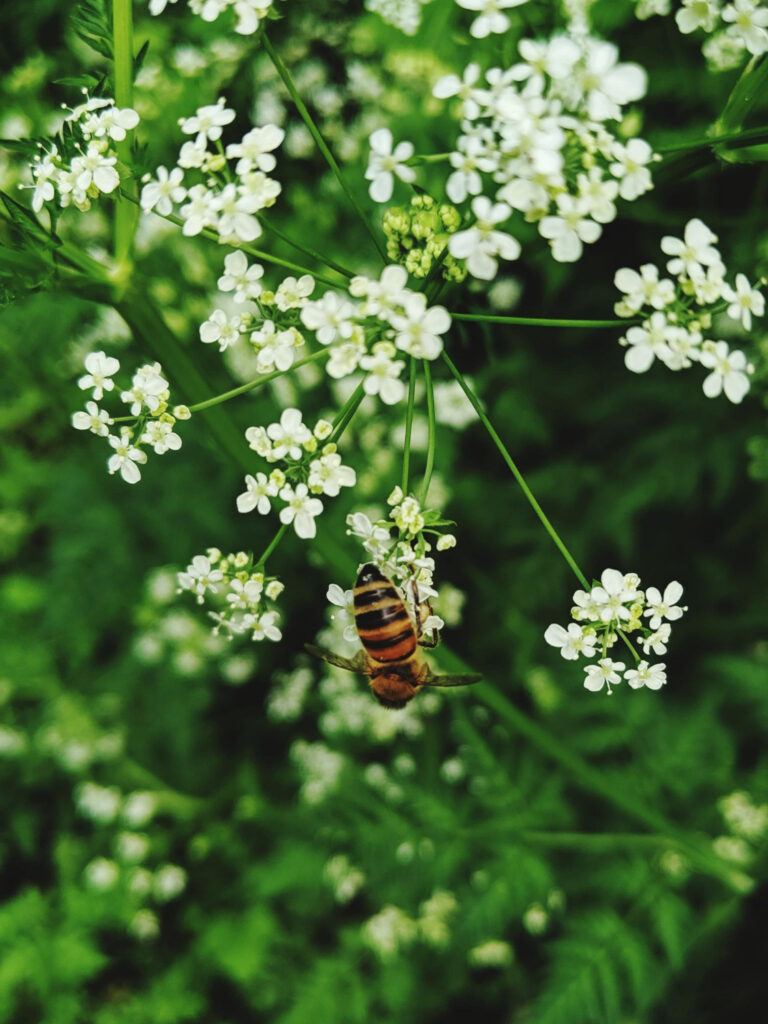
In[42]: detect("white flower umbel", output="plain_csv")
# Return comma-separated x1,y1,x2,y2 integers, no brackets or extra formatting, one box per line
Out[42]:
150,0,275,34
365,128,416,203
546,568,687,693
615,217,761,402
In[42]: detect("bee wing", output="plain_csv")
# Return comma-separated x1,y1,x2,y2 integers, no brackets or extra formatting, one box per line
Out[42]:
422,671,483,688
304,644,368,674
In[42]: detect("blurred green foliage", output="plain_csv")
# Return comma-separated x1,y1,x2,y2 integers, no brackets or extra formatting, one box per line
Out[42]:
2,0,768,1022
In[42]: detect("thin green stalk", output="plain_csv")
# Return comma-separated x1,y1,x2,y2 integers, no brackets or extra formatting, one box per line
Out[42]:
255,522,289,568
118,188,346,289
420,359,436,504
112,0,138,272
452,312,630,329
401,357,417,494
262,33,387,264
656,123,768,154
189,349,330,413
520,830,683,851
261,216,355,279
441,350,589,589
329,382,366,444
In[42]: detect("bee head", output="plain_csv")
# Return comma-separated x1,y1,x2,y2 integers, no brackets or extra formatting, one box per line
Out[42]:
370,674,418,709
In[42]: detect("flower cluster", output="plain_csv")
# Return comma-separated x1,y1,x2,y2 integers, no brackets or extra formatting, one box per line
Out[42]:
382,194,467,281
148,0,276,35
72,351,187,484
290,739,346,804
237,408,356,539
336,489,457,644
140,99,283,244
634,1,768,70
323,854,366,903
362,889,458,960
455,0,530,40
176,548,284,642
419,30,655,273
365,0,433,35
615,217,762,403
76,783,187,941
544,568,689,693
26,95,139,213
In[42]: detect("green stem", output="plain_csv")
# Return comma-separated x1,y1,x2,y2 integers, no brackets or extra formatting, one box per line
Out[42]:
452,312,630,329
420,359,436,504
112,0,138,273
118,189,346,289
407,152,452,165
255,522,289,568
441,350,589,589
189,349,330,413
262,33,388,264
401,358,417,494
329,381,366,444
656,123,768,154
513,830,684,851
261,216,355,279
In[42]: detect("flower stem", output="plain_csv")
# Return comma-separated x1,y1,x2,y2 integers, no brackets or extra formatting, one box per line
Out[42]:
401,357,417,494
330,381,366,444
420,359,436,504
254,522,290,569
261,215,355,279
441,350,589,589
189,349,330,413
262,33,388,264
117,188,346,289
656,123,768,154
452,312,630,329
112,0,138,274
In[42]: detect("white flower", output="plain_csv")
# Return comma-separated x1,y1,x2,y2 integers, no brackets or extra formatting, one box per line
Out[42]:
279,483,324,539
572,588,603,622
236,472,274,514
446,137,497,204
179,184,218,236
346,512,394,557
349,264,409,318
661,218,721,278
301,292,357,344
449,197,520,280
226,578,264,610
140,166,186,215
212,183,263,243
250,610,282,642
722,273,765,330
121,363,169,415
625,661,667,690
641,623,671,656
584,658,625,694
539,194,602,263
122,791,157,826
614,264,675,315
107,429,147,484
432,63,483,119
591,568,638,623
30,148,59,211
199,309,245,352
365,128,416,203
644,581,686,629
360,345,407,405
699,341,752,403
153,864,187,902
676,0,722,34
84,858,120,891
722,0,768,55
327,583,359,643
389,293,451,360
544,622,597,661
575,41,647,122
577,168,619,224
327,335,367,380
70,145,120,194
180,98,236,145
232,0,275,36
177,554,224,602
78,350,120,400
72,400,112,436
177,139,208,169
622,313,675,373
609,138,655,201
218,251,264,302
140,419,182,454
456,0,530,41
226,124,285,174
689,262,728,305
275,274,315,311
308,453,357,497
251,321,302,372
84,103,139,142
664,326,703,370
267,408,312,459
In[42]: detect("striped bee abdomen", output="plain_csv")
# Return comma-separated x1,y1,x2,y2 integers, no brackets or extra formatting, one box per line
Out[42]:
354,564,417,663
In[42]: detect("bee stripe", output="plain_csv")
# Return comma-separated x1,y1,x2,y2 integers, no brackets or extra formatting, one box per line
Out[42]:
355,606,410,631
362,629,416,653
367,637,418,662
354,585,399,608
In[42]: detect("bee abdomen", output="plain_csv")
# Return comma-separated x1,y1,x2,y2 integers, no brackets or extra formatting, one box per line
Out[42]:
354,564,417,663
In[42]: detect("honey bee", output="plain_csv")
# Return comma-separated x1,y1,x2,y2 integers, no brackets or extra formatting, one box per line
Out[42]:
306,563,482,708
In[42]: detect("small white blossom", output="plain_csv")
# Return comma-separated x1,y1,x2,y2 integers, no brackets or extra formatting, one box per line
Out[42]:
544,622,597,660
644,581,686,629
722,273,765,330
641,622,671,656
301,292,357,345
78,351,120,400
279,483,324,539
177,555,224,603
275,274,315,311
722,0,768,55
360,344,407,404
226,124,285,174
199,309,245,352
365,128,416,203
676,0,722,34
449,197,521,280
308,452,356,497
700,341,752,403
624,661,667,690
661,218,722,278
140,165,186,215
267,408,312,460
180,98,236,145
327,584,359,642
622,312,675,373
614,264,676,315
107,429,147,484
141,419,182,454
456,0,530,40
389,293,452,360
539,193,602,263
236,472,275,514
72,401,112,436
584,658,625,694
609,138,655,201
250,609,282,642
218,251,264,302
